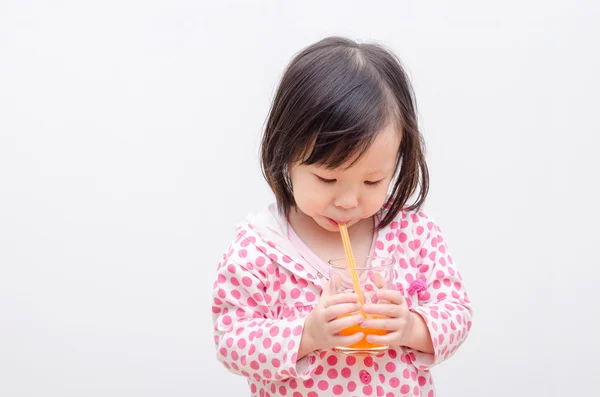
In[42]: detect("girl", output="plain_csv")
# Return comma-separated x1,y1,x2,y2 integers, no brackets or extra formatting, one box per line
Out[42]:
212,36,472,397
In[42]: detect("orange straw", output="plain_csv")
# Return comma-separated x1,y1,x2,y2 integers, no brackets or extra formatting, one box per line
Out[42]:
338,223,366,317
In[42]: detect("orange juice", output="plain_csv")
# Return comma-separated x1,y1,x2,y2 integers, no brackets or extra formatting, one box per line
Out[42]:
336,314,388,353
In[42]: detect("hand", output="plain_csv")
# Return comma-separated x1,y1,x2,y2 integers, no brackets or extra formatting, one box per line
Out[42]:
360,289,415,347
302,283,365,352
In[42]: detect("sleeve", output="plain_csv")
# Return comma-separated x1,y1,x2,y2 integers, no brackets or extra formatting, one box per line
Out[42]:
211,242,320,381
406,216,473,370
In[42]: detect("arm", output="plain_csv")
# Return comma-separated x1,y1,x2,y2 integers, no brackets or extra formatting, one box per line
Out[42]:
212,245,320,381
405,215,473,370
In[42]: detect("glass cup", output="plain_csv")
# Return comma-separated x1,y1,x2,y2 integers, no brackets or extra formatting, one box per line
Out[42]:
328,256,394,355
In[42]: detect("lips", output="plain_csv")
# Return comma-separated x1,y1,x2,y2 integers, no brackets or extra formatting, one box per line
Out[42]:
326,217,351,226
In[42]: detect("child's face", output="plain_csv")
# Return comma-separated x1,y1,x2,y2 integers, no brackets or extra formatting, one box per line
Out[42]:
289,123,400,232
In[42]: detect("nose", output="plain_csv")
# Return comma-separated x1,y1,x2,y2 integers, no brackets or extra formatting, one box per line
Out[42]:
334,188,359,210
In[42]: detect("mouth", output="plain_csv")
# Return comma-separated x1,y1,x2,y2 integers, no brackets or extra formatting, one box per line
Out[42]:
325,217,351,227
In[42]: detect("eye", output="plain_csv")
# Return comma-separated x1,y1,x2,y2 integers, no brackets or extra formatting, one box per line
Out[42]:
315,175,336,184
364,179,384,186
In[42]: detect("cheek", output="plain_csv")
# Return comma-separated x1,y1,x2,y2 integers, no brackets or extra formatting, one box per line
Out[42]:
292,180,329,214
363,185,390,213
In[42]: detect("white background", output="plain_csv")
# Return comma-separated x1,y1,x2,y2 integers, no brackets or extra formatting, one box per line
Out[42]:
1,1,599,396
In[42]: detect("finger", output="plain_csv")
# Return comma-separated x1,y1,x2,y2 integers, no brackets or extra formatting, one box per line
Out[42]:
359,318,401,331
373,273,386,289
323,292,359,308
366,332,398,345
375,289,405,304
327,313,364,333
324,302,362,321
363,303,403,318
332,332,364,347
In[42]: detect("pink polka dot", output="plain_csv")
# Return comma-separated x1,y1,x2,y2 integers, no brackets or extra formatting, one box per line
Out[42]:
418,376,426,386
399,258,408,269
237,339,246,349
364,356,373,367
250,360,259,370
272,358,281,368
270,326,279,337
238,249,247,258
293,325,303,336
399,232,407,242
341,367,351,378
279,386,287,395
377,386,385,396
403,368,410,379
282,327,291,337
314,365,324,375
288,340,295,350
308,393,318,397
376,241,384,250
348,381,357,392
291,288,301,299
385,362,396,372
363,385,373,395
293,393,302,397
306,291,316,302
327,356,338,366
263,369,272,378
255,256,266,267
388,349,397,359
346,356,356,366
258,353,267,363
263,338,272,349
401,385,410,394
241,276,252,287
327,368,338,379
222,315,232,326
389,377,400,387
318,380,329,391
272,342,281,353
248,345,256,355
332,385,343,395
303,379,314,388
